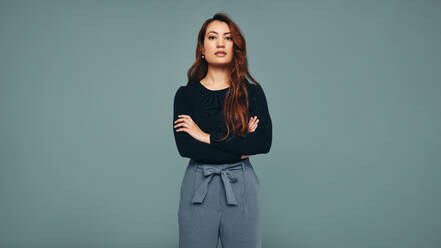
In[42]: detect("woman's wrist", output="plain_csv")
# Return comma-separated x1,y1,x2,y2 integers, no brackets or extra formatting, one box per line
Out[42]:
205,133,211,144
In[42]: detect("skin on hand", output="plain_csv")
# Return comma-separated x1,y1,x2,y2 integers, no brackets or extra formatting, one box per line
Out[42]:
174,115,259,159
174,115,208,143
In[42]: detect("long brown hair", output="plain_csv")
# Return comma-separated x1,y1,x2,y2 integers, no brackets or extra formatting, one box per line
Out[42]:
186,12,262,141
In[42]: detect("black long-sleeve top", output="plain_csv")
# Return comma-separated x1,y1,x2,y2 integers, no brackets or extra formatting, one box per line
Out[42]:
172,80,272,164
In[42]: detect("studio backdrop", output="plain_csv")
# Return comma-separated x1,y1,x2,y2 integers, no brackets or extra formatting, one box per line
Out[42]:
1,0,440,247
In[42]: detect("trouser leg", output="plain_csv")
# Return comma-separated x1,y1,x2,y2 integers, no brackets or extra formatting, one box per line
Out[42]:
178,162,222,248
219,160,262,248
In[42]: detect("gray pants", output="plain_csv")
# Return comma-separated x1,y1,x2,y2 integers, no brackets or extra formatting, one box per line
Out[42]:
178,157,261,248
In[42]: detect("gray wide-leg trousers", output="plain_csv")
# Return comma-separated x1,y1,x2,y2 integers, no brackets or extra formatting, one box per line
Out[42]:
178,157,261,248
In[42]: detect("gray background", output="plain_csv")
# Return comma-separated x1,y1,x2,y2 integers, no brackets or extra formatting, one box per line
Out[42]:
1,0,440,247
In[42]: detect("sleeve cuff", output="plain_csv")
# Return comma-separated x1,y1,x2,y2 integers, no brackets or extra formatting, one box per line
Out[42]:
209,132,217,146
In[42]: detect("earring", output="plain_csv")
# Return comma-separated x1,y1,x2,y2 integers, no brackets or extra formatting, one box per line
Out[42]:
202,54,205,59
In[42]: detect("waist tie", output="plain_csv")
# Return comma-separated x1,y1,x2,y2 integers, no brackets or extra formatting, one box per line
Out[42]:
191,162,245,206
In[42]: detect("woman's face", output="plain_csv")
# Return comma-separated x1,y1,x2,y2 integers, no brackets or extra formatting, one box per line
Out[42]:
202,20,234,66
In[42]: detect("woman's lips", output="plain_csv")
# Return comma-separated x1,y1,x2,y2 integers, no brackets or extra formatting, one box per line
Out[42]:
215,52,226,57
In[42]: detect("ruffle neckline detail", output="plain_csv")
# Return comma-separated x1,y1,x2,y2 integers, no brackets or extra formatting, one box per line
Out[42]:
197,81,229,108
195,81,229,119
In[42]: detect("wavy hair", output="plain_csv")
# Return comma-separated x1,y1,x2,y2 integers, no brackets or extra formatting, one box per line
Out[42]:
186,12,262,141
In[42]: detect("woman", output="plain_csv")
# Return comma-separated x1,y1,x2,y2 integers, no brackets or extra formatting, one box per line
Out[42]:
172,13,272,248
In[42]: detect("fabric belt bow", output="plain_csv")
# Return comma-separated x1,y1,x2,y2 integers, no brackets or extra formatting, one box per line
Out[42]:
191,164,244,206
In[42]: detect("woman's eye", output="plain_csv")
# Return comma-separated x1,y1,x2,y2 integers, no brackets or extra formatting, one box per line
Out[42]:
208,36,232,40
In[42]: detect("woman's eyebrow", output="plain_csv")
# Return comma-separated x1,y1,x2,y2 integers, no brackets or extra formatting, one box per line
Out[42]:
207,31,231,35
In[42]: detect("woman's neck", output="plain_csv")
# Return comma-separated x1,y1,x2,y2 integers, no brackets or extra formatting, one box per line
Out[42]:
201,74,230,90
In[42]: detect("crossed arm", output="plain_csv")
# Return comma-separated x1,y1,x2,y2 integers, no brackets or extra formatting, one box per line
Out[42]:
172,85,272,163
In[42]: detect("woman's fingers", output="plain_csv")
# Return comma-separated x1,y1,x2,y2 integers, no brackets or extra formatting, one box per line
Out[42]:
177,114,195,124
174,121,187,129
174,115,192,131
248,116,259,132
251,120,258,132
252,120,259,131
173,117,186,128
247,117,255,132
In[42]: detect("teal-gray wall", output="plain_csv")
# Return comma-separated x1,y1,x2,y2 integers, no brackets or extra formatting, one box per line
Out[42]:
1,0,440,247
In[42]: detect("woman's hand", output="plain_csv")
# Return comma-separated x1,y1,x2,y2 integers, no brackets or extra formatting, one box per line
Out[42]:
174,115,210,143
241,116,260,159
247,115,259,133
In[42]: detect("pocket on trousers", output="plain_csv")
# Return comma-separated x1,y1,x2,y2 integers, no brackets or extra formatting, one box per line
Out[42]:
250,167,260,188
193,166,204,197
180,165,196,202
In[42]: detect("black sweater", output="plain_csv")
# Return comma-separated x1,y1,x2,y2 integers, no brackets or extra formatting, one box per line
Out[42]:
172,80,272,164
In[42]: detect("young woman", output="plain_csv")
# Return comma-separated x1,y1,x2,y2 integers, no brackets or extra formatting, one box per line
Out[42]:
172,13,272,248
